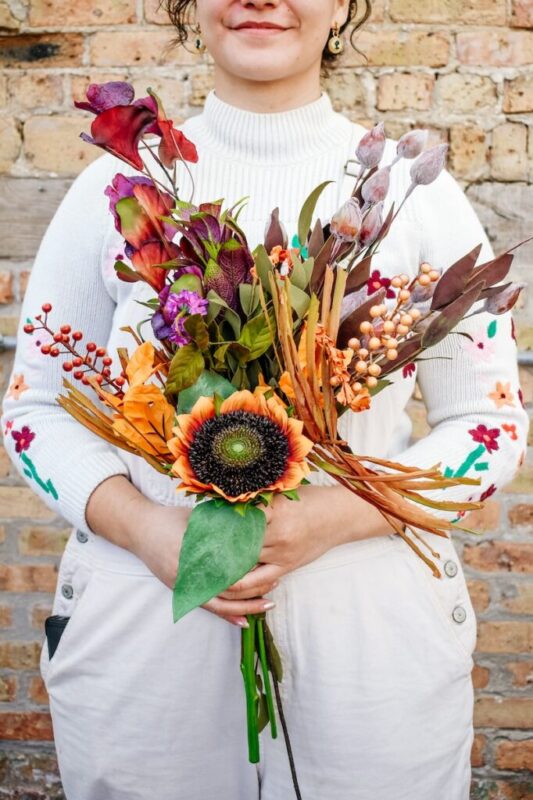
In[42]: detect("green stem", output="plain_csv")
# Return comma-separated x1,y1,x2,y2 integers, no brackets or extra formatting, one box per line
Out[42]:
454,444,485,477
257,615,278,739
240,614,260,763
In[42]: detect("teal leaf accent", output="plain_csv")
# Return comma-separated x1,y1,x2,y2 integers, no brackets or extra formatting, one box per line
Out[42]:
176,370,236,413
487,319,497,338
172,500,267,622
474,462,489,471
291,232,308,259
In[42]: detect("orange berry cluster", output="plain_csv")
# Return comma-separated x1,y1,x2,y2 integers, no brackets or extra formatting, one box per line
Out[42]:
24,303,126,391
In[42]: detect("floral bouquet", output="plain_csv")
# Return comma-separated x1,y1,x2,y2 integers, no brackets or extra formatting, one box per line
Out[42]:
24,81,527,782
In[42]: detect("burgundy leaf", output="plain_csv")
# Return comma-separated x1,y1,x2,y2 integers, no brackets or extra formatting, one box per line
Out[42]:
430,243,482,310
422,280,486,348
264,207,288,253
337,288,386,349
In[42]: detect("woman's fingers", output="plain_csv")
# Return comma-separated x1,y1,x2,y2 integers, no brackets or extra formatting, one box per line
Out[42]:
202,594,275,619
225,563,283,596
218,579,277,600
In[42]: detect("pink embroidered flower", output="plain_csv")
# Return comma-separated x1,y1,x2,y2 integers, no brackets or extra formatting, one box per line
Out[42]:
402,362,416,378
11,425,35,453
479,483,497,502
502,423,518,441
488,381,515,408
27,329,54,364
4,419,13,437
7,373,29,400
461,327,496,362
468,424,500,453
366,270,395,299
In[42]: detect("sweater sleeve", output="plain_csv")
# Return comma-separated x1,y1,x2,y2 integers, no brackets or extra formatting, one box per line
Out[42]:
391,167,529,523
1,153,131,535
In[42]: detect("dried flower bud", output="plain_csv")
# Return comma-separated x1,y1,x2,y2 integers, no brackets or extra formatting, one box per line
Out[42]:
397,129,429,160
483,282,526,315
355,122,386,169
361,167,391,206
330,198,363,242
410,143,448,186
359,201,383,248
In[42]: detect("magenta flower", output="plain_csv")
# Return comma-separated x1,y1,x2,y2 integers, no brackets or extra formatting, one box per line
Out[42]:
468,424,500,453
479,483,497,502
402,362,416,378
367,269,395,299
152,288,208,345
11,425,35,453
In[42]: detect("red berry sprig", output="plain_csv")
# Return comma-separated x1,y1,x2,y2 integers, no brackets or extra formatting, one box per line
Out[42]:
24,303,127,394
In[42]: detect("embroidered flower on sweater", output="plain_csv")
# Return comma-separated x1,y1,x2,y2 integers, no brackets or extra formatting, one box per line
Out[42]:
7,373,29,400
461,322,497,362
402,362,416,379
366,269,395,299
8,424,58,499
468,424,500,453
479,483,497,502
11,425,35,453
502,422,518,441
488,381,515,408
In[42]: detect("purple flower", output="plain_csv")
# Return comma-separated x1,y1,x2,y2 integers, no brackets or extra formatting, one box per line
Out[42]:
74,81,135,114
151,287,208,345
104,173,154,234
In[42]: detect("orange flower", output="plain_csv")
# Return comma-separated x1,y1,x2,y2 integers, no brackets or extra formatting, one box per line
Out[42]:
7,373,29,400
268,245,294,277
488,381,515,408
167,389,313,502
502,422,518,440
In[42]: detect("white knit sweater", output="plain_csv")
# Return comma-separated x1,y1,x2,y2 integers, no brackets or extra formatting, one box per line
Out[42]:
1,89,529,536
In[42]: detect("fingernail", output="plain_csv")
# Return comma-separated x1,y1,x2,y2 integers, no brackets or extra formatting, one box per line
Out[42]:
272,580,280,588
236,619,249,628
262,601,276,610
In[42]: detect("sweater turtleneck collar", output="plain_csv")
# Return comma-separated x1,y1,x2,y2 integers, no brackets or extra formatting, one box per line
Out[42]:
191,88,354,164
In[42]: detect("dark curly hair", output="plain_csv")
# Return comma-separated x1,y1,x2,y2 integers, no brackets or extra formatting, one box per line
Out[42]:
160,1,372,66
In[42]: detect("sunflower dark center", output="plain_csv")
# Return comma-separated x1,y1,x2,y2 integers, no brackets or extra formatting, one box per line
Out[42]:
188,410,290,497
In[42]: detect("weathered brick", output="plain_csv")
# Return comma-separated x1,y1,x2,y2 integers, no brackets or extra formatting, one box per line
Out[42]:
464,541,533,573
463,500,501,533
0,488,55,520
501,584,533,615
377,72,434,111
0,34,84,69
472,663,490,689
29,0,136,26
28,676,48,705
389,0,506,23
467,579,491,612
0,72,7,106
0,444,11,477
0,641,41,670
0,676,17,703
89,30,196,67
19,526,70,556
71,71,187,120
508,503,533,528
0,1,21,30
506,661,533,688
31,604,52,629
144,0,175,24
471,733,487,767
474,696,533,728
476,621,533,654
0,711,53,740
7,71,63,110
503,75,533,113
435,73,497,114
0,118,21,174
0,564,57,593
342,30,450,67
0,605,13,628
18,269,30,300
449,124,488,181
457,31,533,66
323,70,367,113
495,739,533,771
510,0,533,28
471,779,533,799
0,269,14,303
24,115,102,176
503,462,533,493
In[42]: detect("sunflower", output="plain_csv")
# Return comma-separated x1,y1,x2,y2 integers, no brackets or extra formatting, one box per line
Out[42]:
167,390,313,502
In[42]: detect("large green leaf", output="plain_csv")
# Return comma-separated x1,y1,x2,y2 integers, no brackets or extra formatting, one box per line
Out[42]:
165,344,204,396
238,313,273,361
183,314,210,351
253,244,275,290
173,500,267,622
297,180,332,251
290,257,314,290
239,283,260,316
289,284,311,318
176,370,236,413
206,290,242,338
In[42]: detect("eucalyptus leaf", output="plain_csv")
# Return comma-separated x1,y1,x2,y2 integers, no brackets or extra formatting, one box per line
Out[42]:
297,180,332,249
176,370,235,413
289,284,311,319
173,500,267,622
253,244,275,290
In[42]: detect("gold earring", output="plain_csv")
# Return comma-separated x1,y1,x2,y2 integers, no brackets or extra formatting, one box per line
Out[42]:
327,21,344,55
193,23,206,54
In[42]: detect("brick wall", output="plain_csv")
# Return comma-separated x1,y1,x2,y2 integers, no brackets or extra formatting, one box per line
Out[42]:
0,1,532,797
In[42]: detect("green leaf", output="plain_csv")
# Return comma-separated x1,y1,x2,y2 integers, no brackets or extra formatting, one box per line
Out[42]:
289,284,311,319
172,500,267,622
238,313,273,361
264,623,283,682
487,319,497,338
113,260,142,282
297,180,332,250
290,257,314,290
176,370,235,413
183,314,210,351
253,244,274,290
165,344,204,397
239,283,260,316
206,290,242,338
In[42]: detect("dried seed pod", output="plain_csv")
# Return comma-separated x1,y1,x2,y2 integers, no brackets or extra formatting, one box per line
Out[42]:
355,122,386,169
361,167,391,206
330,197,363,242
410,143,448,186
397,129,429,160
359,202,384,248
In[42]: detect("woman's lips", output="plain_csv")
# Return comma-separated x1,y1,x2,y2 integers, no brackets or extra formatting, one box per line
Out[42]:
231,25,288,35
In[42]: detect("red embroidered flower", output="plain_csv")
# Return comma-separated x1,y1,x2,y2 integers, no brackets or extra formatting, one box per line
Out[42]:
468,424,500,453
11,425,35,453
402,362,416,378
502,423,518,441
367,269,395,299
479,483,497,502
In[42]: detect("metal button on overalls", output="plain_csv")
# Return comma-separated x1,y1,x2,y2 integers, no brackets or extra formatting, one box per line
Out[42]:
452,605,467,624
76,530,89,544
61,583,74,600
444,559,458,578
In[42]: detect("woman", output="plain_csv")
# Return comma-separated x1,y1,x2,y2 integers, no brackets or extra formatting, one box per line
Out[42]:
1,1,528,798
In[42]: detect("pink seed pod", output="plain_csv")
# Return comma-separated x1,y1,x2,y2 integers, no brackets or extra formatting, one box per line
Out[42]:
396,129,429,160
361,166,390,205
330,197,363,242
359,201,383,248
410,143,448,186
355,122,386,169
